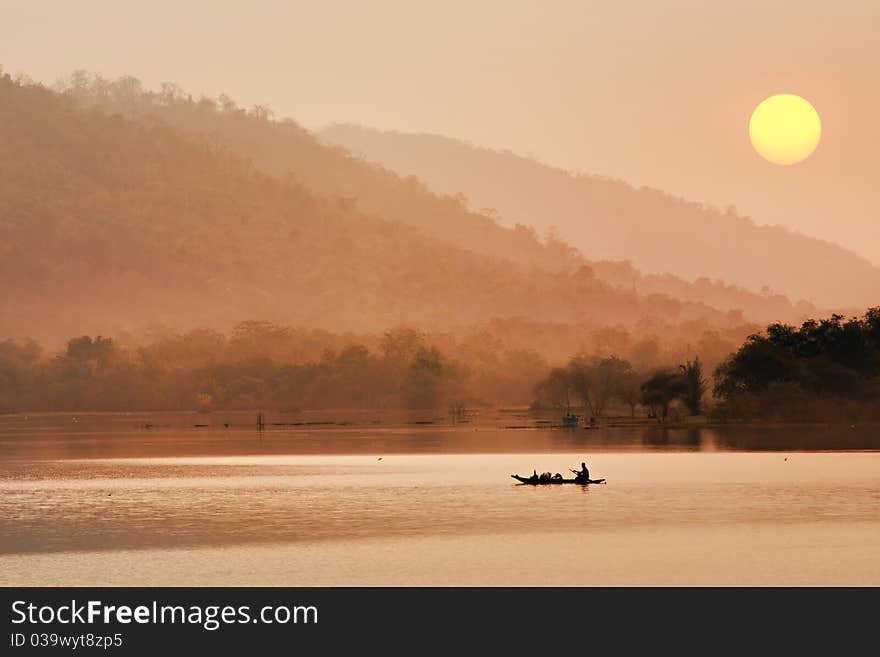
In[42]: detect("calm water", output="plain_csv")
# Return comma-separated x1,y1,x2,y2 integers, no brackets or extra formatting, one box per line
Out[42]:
1,412,878,585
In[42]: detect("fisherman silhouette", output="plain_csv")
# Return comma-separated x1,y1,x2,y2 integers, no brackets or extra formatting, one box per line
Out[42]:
571,461,590,480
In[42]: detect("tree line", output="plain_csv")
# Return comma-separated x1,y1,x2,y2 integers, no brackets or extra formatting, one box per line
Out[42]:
532,355,707,420
0,323,539,413
532,308,880,423
4,311,875,421
712,309,880,421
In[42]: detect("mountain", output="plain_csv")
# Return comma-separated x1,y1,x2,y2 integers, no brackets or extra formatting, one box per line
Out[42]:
1,73,742,348
318,124,879,309
57,73,578,276
54,73,815,325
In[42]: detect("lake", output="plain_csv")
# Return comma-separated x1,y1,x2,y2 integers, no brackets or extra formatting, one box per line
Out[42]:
1,411,878,585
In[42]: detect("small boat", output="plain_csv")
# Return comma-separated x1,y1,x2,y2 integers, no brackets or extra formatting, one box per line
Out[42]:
511,474,606,485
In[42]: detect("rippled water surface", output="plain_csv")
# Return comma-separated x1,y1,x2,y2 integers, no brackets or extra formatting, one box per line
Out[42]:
1,412,878,585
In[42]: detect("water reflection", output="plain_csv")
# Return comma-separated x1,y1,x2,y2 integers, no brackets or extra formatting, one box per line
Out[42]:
1,411,877,461
2,450,879,559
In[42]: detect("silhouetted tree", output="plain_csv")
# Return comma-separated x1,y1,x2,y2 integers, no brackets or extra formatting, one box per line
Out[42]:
404,346,447,409
536,354,634,416
616,369,642,417
640,369,688,421
65,335,115,369
679,358,707,415
533,367,571,409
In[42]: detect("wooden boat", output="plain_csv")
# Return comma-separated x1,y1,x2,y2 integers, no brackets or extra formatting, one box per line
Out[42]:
511,474,606,485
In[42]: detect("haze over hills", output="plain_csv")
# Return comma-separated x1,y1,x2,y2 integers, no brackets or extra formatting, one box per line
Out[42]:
1,73,752,353
55,73,816,327
318,124,879,310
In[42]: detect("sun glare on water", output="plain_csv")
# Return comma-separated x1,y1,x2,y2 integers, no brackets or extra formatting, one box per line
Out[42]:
749,94,821,165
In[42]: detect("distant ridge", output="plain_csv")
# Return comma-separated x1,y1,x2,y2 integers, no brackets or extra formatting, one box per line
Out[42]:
319,124,878,309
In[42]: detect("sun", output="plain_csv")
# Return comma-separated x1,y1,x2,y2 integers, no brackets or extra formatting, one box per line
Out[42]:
749,94,821,165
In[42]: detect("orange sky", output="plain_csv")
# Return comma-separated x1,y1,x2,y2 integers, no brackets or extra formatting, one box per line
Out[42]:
2,0,877,262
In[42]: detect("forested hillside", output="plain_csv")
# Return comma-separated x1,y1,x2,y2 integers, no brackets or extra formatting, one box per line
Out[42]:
58,73,579,274
1,74,737,347
56,73,815,323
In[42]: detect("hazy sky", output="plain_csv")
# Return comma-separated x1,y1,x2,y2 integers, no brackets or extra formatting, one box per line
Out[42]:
3,1,878,262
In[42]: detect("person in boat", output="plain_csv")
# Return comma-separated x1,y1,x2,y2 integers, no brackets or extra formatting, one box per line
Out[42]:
571,461,590,481
552,472,563,480
530,469,539,483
